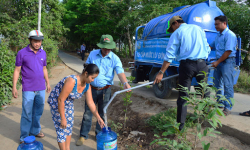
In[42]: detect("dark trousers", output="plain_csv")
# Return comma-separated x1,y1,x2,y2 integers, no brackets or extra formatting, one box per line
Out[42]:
81,51,85,60
177,59,209,130
79,87,111,139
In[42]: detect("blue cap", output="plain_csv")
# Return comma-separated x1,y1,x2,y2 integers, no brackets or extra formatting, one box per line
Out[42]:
24,136,36,144
102,127,111,132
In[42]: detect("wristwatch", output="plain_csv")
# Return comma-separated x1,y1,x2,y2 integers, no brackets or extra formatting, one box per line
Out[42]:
159,70,164,74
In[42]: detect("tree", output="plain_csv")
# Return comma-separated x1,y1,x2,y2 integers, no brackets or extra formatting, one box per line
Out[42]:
0,0,67,67
63,0,119,48
63,0,250,60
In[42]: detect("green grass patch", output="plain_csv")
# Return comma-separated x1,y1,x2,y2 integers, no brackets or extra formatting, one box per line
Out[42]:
234,70,250,94
146,107,195,134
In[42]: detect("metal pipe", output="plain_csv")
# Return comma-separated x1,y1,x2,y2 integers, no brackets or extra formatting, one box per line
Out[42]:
103,74,179,114
38,0,42,31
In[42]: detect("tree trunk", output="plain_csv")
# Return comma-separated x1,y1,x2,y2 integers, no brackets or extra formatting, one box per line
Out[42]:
119,38,121,52
126,26,132,58
125,44,127,58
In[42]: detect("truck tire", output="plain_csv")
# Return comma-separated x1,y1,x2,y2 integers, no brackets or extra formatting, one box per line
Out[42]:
131,69,138,83
153,72,172,99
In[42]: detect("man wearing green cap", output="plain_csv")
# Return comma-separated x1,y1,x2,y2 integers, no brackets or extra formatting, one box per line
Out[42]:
76,34,131,145
154,16,211,131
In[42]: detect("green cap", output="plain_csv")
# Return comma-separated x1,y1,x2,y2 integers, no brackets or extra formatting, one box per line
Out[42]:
97,34,116,49
167,16,183,33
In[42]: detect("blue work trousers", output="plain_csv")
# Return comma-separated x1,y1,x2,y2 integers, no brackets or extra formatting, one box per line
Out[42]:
214,57,235,110
79,87,111,139
20,90,45,142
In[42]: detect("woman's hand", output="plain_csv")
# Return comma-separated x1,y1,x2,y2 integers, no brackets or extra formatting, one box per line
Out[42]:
60,118,67,129
97,117,105,129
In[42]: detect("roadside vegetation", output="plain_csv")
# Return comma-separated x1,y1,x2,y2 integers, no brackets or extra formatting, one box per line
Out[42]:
109,73,232,149
0,0,67,108
146,74,230,150
235,70,250,94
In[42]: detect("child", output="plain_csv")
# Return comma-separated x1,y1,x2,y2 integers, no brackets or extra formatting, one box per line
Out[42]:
48,64,105,150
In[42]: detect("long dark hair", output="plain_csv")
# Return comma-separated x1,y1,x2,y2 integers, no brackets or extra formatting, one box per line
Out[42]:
82,63,99,76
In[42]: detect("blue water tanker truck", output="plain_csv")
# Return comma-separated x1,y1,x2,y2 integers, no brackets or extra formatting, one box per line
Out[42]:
130,0,242,99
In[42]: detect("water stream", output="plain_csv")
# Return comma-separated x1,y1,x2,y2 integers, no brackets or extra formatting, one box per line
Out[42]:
104,113,108,130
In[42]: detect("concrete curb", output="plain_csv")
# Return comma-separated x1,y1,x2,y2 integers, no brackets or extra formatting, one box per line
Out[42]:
217,124,250,145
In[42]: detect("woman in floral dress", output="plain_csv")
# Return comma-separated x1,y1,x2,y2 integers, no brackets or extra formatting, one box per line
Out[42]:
48,64,105,150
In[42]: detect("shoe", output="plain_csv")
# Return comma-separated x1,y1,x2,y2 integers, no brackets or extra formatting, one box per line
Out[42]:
76,137,85,146
239,110,250,117
223,108,231,116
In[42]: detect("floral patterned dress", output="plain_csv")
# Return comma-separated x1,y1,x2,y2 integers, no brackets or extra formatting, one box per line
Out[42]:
47,75,89,143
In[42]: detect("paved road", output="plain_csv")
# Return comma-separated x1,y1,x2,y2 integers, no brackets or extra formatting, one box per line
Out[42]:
59,50,250,145
0,63,99,150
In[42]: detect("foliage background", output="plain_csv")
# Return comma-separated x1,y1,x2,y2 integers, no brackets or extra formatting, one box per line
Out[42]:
0,0,250,106
62,0,250,58
0,0,67,107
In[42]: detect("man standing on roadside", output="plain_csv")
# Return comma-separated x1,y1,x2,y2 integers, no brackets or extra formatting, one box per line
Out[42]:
12,30,51,144
76,34,131,146
210,15,237,116
81,43,86,61
154,16,211,131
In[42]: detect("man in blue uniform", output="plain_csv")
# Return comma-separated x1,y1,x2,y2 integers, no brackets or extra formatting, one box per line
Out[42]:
154,16,211,130
76,34,131,145
210,15,237,116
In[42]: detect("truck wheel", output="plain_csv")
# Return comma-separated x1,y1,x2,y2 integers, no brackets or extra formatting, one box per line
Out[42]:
131,69,138,83
153,73,172,99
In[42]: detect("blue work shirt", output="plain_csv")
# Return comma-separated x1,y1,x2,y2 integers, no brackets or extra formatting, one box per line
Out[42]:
164,23,211,63
210,27,237,59
86,49,124,87
81,45,86,52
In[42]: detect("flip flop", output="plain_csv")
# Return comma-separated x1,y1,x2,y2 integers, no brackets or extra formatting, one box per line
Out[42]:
239,110,250,117
35,133,45,138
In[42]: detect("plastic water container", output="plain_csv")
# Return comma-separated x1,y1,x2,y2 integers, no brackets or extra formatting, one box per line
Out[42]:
17,136,43,150
96,127,117,150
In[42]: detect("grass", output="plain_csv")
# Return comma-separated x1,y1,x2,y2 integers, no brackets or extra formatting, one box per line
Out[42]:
146,107,195,133
234,70,250,94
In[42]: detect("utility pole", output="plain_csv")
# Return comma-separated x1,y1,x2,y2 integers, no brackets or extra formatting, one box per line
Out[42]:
38,0,42,31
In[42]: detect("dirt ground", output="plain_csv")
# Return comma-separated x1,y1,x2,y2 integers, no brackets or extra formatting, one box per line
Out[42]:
107,89,250,150
1,58,250,150
59,50,250,150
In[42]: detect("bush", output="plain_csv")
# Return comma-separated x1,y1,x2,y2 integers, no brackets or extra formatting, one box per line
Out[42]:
147,107,195,133
113,47,129,58
149,73,230,150
0,40,21,108
234,70,250,94
42,36,59,69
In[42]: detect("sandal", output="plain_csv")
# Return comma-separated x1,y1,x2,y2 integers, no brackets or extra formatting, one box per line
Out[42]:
35,132,45,138
239,110,250,117
223,108,231,116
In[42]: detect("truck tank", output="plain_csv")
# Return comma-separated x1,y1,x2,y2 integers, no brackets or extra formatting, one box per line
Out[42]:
136,0,225,64
132,0,241,99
